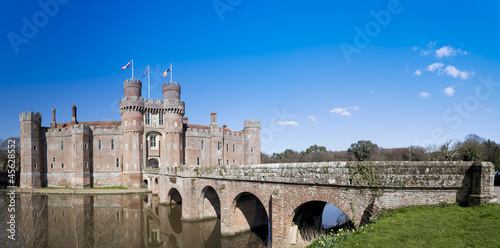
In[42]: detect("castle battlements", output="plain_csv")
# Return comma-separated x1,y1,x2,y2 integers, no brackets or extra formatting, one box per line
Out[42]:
19,111,41,123
244,120,261,128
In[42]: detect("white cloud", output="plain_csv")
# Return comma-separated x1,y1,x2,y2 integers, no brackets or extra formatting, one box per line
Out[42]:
435,46,469,58
330,106,359,117
427,62,444,72
275,121,298,127
414,69,422,76
444,87,455,96
435,46,457,58
419,92,430,98
308,115,317,123
443,65,474,80
412,46,419,51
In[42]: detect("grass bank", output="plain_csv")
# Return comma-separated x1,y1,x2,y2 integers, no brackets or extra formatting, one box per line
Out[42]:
308,203,500,248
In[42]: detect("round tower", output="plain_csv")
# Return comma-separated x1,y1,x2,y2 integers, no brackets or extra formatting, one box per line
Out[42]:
244,120,261,165
119,79,145,188
19,111,43,188
124,78,142,97
162,82,181,100
161,82,185,167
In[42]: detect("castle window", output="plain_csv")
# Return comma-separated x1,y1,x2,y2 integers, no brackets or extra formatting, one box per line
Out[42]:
116,212,120,221
226,144,228,152
145,113,150,125
33,145,37,151
233,159,235,165
34,163,37,169
53,157,56,162
159,114,163,125
201,141,204,150
217,142,222,150
227,159,229,165
116,158,119,168
150,136,156,148
218,159,222,166
111,139,114,149
85,163,88,168
98,140,102,150
61,141,64,150
61,163,64,169
196,157,200,165
251,148,254,153
233,144,235,152
73,144,75,149
84,144,88,150
133,120,136,126
50,164,53,169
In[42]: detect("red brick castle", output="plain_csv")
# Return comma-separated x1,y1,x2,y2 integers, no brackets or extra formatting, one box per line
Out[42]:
19,79,261,188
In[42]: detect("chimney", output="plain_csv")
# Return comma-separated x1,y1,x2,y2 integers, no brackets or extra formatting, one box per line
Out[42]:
71,105,78,125
51,108,57,128
210,112,217,127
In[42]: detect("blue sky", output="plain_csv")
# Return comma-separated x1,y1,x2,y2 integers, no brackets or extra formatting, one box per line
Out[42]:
1,0,499,154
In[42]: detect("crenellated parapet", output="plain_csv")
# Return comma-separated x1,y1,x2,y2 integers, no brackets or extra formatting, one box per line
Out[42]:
162,82,181,100
123,78,142,97
19,111,42,123
244,120,261,129
46,123,91,137
119,96,146,114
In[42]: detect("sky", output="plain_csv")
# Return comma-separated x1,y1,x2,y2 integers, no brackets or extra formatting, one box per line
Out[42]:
1,0,499,154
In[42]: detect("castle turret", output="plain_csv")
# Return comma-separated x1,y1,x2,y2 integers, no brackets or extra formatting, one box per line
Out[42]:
119,79,144,188
19,111,43,188
244,120,261,165
161,82,185,167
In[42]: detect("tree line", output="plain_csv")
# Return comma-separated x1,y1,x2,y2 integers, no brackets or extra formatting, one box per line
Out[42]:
261,134,500,171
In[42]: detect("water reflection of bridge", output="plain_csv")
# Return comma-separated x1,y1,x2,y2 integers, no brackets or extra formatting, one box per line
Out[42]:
6,193,266,248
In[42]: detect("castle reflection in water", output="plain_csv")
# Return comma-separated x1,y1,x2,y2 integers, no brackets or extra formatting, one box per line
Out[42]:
0,193,265,248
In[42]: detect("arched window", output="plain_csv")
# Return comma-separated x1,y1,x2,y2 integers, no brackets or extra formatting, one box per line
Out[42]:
148,158,159,169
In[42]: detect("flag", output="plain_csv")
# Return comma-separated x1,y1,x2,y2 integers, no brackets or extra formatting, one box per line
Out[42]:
163,66,171,78
142,65,149,78
122,60,132,70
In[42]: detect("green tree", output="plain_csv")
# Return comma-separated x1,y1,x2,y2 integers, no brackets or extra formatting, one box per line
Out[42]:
348,140,378,161
304,144,327,154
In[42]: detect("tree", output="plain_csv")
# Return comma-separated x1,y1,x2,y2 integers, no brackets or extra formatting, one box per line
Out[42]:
458,140,481,161
440,140,459,161
304,145,327,154
347,140,378,161
409,146,428,161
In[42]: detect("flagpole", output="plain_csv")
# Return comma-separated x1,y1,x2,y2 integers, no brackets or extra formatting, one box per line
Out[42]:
170,63,173,83
131,59,134,79
148,65,150,99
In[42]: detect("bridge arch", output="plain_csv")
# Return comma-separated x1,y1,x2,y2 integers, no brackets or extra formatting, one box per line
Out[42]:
167,187,182,205
200,186,221,220
291,201,351,242
230,192,269,243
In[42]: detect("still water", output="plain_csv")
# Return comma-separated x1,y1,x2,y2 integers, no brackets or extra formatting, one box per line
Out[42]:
0,192,267,248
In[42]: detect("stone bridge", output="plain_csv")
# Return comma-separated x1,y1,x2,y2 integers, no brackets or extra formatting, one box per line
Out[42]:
144,161,497,247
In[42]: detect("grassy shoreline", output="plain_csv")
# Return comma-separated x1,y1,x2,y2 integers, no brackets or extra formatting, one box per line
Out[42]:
308,203,500,248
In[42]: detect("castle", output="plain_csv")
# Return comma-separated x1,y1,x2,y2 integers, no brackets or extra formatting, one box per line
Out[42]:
19,79,261,188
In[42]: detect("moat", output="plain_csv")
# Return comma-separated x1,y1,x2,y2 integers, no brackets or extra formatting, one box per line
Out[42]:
0,192,267,248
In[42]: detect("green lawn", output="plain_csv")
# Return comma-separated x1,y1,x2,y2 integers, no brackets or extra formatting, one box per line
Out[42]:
308,203,500,248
